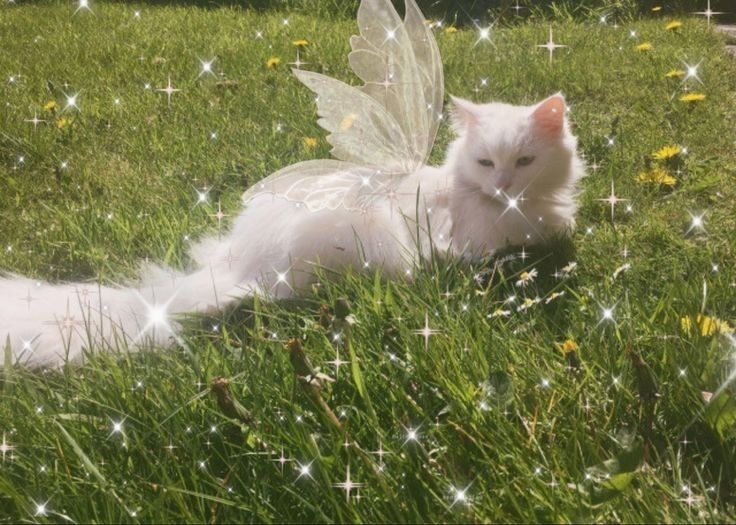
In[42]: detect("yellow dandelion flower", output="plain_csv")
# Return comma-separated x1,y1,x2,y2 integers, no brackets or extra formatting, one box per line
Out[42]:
43,100,57,112
556,339,579,354
303,136,317,148
55,117,71,129
635,42,653,52
266,57,281,68
665,69,685,78
666,20,682,31
636,167,676,186
652,6,662,11
680,92,706,103
444,26,458,34
293,39,309,47
652,145,681,160
681,314,734,336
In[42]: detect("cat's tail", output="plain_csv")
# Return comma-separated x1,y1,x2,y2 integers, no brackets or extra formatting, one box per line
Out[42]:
0,257,250,368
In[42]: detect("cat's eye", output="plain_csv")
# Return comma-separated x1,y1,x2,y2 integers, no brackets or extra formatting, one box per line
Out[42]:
478,159,495,168
516,155,535,167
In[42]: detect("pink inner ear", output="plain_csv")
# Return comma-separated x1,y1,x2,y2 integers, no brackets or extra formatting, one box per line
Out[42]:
532,96,565,138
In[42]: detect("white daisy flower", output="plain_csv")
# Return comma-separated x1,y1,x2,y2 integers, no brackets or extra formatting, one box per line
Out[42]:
515,268,538,287
517,296,541,312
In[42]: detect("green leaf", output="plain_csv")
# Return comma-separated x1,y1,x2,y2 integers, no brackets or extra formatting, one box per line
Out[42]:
347,340,376,422
600,471,636,492
585,443,644,504
704,391,736,440
348,340,366,400
54,420,108,488
3,336,12,395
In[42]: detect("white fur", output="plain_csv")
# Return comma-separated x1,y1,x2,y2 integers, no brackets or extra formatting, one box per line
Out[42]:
0,96,584,367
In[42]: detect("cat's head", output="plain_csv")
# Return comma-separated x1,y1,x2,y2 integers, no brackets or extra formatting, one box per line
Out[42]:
448,94,579,200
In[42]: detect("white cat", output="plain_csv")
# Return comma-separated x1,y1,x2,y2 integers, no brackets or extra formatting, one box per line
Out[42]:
0,0,584,367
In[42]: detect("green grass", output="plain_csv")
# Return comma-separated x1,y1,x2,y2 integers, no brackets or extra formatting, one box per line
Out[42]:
2,1,736,522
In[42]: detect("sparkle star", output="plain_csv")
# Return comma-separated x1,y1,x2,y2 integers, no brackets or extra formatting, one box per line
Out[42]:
451,484,472,507
537,26,567,65
295,460,314,481
20,288,37,310
271,448,292,475
74,0,93,15
597,304,618,327
210,199,227,230
411,312,440,350
0,433,15,462
370,440,390,463
156,75,181,106
271,267,293,292
198,57,216,78
683,60,703,84
686,212,706,234
288,50,308,70
131,291,185,346
597,180,628,221
326,349,349,380
109,417,126,436
24,110,46,130
402,425,420,446
63,92,80,112
694,0,726,26
33,499,50,517
333,464,364,501
475,24,494,46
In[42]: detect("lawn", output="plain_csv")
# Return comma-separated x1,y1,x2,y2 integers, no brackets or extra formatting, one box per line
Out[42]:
1,1,736,523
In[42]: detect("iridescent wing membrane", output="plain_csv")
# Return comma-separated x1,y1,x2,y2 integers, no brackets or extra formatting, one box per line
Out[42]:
242,0,444,213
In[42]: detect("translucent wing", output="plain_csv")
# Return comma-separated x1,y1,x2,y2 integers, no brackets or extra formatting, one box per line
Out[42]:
294,0,443,172
292,71,416,175
242,160,403,213
246,0,443,213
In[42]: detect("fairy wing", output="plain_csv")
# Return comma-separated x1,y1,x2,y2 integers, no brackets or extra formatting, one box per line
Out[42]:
245,0,443,211
295,0,443,172
347,0,443,169
242,160,403,213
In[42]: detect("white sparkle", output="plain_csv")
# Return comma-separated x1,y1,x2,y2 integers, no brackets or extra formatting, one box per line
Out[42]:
24,110,46,130
296,461,314,481
333,464,364,501
33,500,50,517
198,57,216,78
683,60,703,84
402,425,420,446
537,26,567,64
0,433,15,462
687,212,706,234
74,0,92,15
694,0,726,26
475,25,494,46
63,92,80,112
156,75,181,106
597,180,628,221
411,312,440,351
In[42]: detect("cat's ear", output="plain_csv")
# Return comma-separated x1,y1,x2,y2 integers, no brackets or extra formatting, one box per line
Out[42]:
531,93,566,139
449,96,479,133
